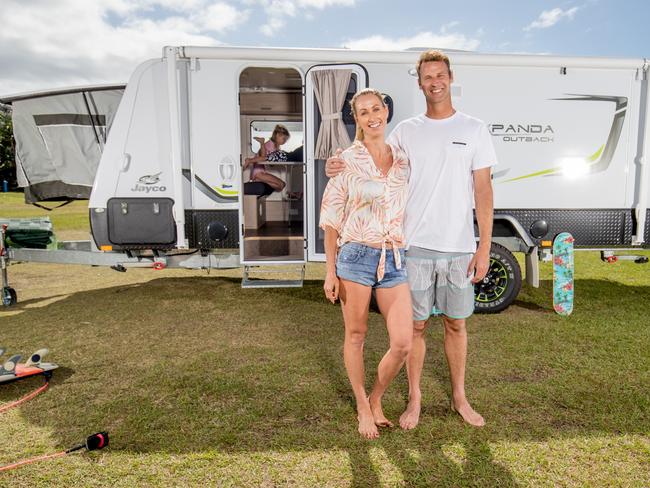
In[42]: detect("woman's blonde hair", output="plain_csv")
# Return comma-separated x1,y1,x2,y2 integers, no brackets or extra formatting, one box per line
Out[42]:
349,88,386,141
270,124,290,144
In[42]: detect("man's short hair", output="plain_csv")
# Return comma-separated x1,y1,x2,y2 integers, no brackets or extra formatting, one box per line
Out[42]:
416,50,451,79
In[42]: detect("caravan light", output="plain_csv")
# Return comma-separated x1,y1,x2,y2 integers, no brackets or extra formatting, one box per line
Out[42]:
559,157,589,179
100,245,112,251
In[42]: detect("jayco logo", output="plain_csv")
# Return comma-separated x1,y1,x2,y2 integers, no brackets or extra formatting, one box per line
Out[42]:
131,172,167,192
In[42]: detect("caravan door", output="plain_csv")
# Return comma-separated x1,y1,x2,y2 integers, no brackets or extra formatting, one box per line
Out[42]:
305,64,368,262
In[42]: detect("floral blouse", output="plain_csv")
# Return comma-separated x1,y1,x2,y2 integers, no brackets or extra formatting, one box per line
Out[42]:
319,140,410,281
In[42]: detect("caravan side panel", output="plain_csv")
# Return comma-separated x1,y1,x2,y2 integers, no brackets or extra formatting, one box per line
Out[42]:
90,59,177,248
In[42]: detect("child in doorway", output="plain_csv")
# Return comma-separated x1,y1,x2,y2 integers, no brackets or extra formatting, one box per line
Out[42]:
244,124,289,192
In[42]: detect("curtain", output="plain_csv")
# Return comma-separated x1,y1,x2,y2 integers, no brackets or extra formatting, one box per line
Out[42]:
312,69,352,159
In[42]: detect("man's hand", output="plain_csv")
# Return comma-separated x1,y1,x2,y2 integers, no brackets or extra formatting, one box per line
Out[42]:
325,148,345,178
468,247,491,284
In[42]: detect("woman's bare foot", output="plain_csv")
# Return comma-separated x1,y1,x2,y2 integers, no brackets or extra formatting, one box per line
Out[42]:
451,397,485,427
399,394,421,430
357,404,379,439
253,136,265,144
368,392,393,428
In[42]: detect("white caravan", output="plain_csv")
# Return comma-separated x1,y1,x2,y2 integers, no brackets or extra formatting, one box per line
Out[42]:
2,45,650,312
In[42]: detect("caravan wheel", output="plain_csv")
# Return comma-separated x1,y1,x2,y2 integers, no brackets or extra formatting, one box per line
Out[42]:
2,287,17,307
474,243,522,314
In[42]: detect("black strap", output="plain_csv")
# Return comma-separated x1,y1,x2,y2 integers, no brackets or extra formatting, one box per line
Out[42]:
32,200,73,211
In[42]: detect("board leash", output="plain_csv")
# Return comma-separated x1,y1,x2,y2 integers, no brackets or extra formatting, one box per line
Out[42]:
0,432,109,472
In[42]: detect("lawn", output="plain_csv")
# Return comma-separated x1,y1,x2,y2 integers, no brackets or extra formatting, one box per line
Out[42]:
1,192,649,486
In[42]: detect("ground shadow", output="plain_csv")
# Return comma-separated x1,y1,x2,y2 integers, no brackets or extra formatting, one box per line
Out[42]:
2,275,649,485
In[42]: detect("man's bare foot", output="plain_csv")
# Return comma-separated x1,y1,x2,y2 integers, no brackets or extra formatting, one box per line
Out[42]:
399,394,421,430
450,397,485,427
368,392,393,428
357,406,380,439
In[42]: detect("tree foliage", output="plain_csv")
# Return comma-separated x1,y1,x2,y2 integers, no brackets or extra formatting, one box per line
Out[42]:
0,109,16,187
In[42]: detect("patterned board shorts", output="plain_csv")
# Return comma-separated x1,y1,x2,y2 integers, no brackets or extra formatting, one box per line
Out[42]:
266,150,288,162
405,246,476,320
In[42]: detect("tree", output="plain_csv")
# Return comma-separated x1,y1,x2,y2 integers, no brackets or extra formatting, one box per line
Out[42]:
0,107,16,189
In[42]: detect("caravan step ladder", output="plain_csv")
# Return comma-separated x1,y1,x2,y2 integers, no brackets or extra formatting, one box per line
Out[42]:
241,264,305,288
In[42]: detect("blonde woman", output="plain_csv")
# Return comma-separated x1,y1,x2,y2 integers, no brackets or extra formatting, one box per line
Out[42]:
319,88,413,439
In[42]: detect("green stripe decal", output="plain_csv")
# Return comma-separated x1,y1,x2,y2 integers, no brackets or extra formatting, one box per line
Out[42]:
213,187,239,196
500,144,605,183
587,144,604,162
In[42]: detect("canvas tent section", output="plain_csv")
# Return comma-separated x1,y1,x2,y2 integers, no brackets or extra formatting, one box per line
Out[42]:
1,85,125,203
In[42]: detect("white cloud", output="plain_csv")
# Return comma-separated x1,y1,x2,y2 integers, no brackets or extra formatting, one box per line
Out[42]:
0,0,249,94
244,0,356,37
342,30,481,52
296,0,355,7
524,7,579,31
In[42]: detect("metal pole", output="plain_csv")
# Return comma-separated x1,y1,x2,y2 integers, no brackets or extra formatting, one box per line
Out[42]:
164,46,187,248
633,60,650,245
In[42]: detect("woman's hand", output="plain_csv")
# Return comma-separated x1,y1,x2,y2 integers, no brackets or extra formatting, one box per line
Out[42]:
323,271,340,303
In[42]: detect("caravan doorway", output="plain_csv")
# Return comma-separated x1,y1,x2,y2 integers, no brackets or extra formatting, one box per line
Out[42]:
238,67,305,263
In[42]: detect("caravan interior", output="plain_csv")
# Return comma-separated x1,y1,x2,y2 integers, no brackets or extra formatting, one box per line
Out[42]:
239,67,304,262
238,65,364,263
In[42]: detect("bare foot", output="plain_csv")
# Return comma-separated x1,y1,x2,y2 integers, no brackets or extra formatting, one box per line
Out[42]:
451,397,485,427
368,392,393,428
357,407,380,439
253,136,265,144
399,395,421,430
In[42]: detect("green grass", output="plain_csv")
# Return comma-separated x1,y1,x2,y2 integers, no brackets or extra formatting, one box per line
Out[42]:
1,192,649,486
0,192,90,240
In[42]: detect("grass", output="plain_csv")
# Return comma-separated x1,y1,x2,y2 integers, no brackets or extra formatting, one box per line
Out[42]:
0,192,90,241
1,191,650,486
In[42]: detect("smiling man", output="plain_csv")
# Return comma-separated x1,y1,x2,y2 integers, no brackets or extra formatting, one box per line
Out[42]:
326,50,497,428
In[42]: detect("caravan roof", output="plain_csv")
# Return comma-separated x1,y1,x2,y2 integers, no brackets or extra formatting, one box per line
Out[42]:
0,83,126,104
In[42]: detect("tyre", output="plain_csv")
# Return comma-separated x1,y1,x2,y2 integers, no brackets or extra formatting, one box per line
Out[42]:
2,286,17,307
474,243,522,314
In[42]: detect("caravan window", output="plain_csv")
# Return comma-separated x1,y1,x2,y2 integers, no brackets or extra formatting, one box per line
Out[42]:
250,120,303,154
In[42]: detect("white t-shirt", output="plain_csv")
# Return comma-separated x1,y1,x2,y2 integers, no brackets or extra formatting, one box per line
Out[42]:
387,111,498,253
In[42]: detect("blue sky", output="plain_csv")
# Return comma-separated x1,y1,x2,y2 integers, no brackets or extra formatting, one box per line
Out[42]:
223,0,649,58
1,0,648,95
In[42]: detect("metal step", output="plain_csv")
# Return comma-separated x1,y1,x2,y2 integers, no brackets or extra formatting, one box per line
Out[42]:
241,264,305,288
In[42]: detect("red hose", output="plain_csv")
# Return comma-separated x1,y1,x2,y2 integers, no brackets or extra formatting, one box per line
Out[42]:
0,379,49,414
0,451,67,472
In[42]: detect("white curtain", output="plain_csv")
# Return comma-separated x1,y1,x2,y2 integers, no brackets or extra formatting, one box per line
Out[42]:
312,69,352,159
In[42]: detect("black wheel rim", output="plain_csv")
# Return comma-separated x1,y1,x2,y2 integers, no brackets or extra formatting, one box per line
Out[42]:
474,258,509,304
2,288,11,306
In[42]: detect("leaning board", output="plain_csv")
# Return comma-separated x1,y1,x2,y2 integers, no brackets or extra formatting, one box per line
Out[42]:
553,232,575,316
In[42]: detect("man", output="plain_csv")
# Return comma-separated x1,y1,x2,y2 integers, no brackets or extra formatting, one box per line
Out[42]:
325,50,496,428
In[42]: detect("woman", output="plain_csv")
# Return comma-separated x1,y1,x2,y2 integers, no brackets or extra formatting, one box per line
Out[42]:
243,124,289,192
319,88,413,439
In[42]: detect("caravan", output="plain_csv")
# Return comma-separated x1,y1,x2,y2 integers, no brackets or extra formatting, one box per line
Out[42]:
2,45,650,312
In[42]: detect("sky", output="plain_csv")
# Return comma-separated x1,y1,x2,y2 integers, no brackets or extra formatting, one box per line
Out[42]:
1,0,649,95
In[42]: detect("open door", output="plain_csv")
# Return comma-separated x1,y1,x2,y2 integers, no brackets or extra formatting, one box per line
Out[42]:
237,66,306,268
305,64,368,262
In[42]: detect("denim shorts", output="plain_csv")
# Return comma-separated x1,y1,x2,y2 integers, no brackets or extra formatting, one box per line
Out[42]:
336,242,408,288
